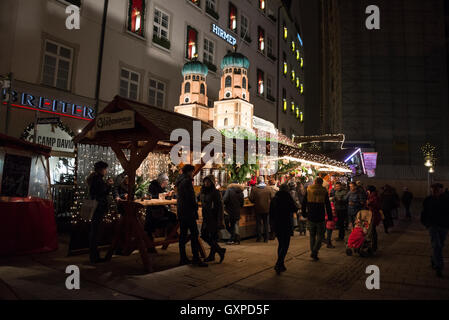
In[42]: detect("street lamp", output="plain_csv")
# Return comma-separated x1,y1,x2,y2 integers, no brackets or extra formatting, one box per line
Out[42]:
429,167,434,174
422,143,436,195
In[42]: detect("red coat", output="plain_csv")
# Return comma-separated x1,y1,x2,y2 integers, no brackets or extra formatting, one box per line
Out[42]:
367,191,382,226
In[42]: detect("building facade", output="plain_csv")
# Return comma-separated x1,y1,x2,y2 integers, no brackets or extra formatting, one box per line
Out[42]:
320,0,449,180
1,0,306,144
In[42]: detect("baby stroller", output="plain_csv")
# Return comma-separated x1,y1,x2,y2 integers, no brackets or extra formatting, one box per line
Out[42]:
346,209,375,257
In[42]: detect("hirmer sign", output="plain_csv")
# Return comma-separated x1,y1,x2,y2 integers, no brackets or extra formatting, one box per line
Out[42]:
211,23,237,46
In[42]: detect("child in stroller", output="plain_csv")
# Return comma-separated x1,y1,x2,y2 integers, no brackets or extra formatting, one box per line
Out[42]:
346,209,375,257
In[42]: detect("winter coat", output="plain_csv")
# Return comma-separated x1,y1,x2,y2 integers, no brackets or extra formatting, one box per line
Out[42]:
367,191,382,226
223,184,244,220
175,173,198,222
249,184,274,215
200,176,224,233
421,193,449,228
87,172,111,208
401,191,413,206
380,189,399,212
289,184,301,210
113,183,128,200
302,183,333,223
269,190,298,236
330,188,348,211
147,180,169,219
346,190,364,217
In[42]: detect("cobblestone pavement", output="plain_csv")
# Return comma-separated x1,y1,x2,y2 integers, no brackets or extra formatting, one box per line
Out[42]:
1,200,448,300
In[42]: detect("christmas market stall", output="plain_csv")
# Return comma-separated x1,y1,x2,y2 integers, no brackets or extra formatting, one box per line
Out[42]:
0,133,57,256
72,95,230,272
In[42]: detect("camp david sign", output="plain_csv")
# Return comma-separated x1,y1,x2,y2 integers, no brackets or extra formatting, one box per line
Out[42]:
96,110,135,132
24,123,75,153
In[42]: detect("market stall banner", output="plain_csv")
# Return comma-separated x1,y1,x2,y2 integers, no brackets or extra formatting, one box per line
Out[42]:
95,110,135,132
23,123,75,153
363,152,378,178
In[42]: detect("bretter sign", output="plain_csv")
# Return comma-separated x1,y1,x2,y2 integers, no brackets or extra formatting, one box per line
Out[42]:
95,110,135,132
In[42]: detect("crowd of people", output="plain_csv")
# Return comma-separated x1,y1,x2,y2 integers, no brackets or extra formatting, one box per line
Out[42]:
85,161,448,278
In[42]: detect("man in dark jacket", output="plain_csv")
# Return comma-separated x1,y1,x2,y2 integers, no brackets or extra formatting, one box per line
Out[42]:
200,175,226,263
223,182,244,245
401,187,414,220
380,185,397,233
330,182,348,241
144,173,177,239
175,165,207,267
87,161,113,263
421,183,449,278
302,177,333,261
270,184,298,274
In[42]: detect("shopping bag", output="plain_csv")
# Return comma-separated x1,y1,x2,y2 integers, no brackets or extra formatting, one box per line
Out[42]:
79,199,98,221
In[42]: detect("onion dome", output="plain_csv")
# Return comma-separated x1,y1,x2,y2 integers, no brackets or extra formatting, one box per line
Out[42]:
182,60,208,77
220,52,250,70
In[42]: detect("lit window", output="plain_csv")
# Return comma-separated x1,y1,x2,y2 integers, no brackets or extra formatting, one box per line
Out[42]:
203,38,215,65
259,0,266,11
149,78,165,108
258,26,265,53
225,76,232,87
283,52,287,75
291,101,295,112
42,40,73,90
257,69,264,95
291,69,295,82
189,0,201,7
120,68,140,101
282,88,287,112
300,112,304,122
300,83,304,94
283,25,288,40
291,41,295,52
229,3,237,32
127,0,146,37
186,26,198,59
296,77,300,88
300,57,304,68
153,8,170,41
296,107,299,118
296,50,300,61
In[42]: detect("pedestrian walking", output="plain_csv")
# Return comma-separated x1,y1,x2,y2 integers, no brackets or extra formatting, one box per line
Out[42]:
175,165,207,267
249,176,274,242
269,184,298,274
366,185,382,252
87,161,113,263
346,182,364,229
380,185,396,234
330,182,348,241
200,175,226,263
302,177,333,261
401,187,414,220
421,183,449,278
223,182,244,245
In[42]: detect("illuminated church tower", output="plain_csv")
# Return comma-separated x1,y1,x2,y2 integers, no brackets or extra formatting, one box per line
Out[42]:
174,58,211,122
214,52,254,132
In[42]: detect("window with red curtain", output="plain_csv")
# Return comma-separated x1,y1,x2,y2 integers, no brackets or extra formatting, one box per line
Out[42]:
258,26,265,52
189,0,201,7
186,26,198,59
229,3,237,31
127,0,146,37
257,69,264,95
259,0,266,11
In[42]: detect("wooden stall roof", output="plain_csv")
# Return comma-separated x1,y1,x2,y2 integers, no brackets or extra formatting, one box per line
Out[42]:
73,95,225,150
0,133,51,157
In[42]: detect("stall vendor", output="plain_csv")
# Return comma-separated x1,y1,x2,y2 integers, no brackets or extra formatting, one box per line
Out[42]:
144,173,177,238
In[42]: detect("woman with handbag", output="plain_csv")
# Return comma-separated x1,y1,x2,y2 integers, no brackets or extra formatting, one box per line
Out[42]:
86,161,113,263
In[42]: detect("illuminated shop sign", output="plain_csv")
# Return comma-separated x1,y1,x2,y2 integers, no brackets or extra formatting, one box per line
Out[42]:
211,23,237,46
1,88,95,121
